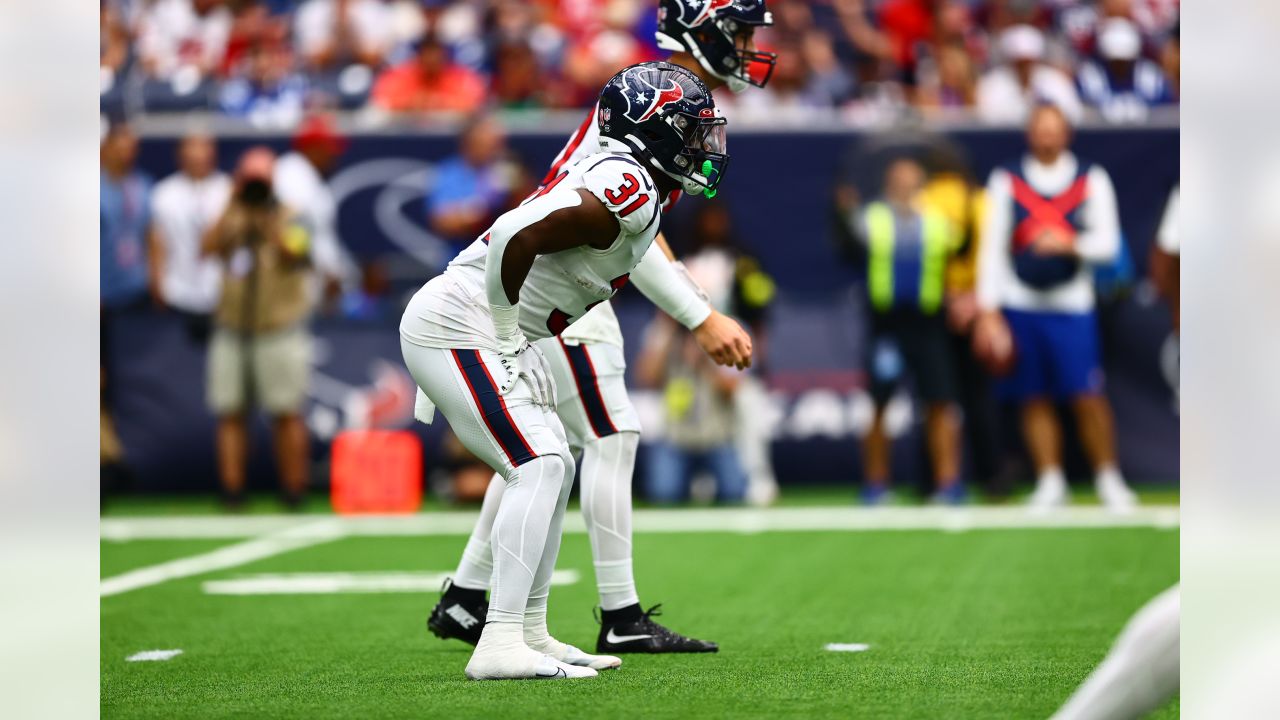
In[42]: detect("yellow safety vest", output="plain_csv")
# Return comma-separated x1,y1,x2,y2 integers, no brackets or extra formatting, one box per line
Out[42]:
864,201,954,314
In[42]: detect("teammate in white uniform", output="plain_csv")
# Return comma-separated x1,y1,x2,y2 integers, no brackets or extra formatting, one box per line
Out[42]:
401,62,733,680
427,0,777,655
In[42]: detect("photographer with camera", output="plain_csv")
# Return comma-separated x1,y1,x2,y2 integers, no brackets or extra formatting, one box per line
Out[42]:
201,147,314,510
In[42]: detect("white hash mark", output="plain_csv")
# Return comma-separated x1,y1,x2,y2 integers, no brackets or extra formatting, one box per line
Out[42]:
824,643,870,653
126,649,184,662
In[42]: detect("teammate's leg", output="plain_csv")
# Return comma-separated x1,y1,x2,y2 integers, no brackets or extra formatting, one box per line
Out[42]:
550,340,719,653
579,431,641,611
428,474,502,644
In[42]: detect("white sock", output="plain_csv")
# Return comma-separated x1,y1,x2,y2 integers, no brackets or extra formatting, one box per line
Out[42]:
474,618,526,654
1037,466,1067,492
487,454,567,625
579,432,640,611
1052,586,1180,720
452,474,505,591
1095,463,1125,487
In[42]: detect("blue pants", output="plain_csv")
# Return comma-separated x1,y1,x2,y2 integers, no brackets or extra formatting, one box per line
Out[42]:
644,442,748,504
997,308,1105,401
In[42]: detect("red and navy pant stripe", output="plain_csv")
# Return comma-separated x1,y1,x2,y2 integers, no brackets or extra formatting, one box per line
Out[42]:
559,340,619,438
451,349,537,467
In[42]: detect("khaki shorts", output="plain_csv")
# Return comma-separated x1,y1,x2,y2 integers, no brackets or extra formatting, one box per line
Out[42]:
207,326,310,415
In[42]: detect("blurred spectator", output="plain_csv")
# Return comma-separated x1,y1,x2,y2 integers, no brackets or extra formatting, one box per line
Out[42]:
274,114,358,307
839,157,965,504
876,0,941,83
220,0,289,76
1076,18,1173,123
800,30,856,107
148,133,232,341
202,147,314,510
1159,22,1178,101
490,40,547,109
679,203,778,506
294,0,394,71
636,314,748,505
918,143,1007,497
136,0,232,81
219,40,309,127
101,124,154,312
424,113,529,254
972,105,1136,511
100,123,153,500
369,33,486,113
560,0,653,107
916,42,978,111
1151,185,1179,334
976,24,1083,124
101,2,132,78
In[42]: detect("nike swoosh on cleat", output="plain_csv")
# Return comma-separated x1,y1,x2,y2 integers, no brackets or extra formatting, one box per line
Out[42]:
606,629,655,643
536,667,568,679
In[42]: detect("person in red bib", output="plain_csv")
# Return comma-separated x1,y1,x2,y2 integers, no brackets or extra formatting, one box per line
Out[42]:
972,105,1138,512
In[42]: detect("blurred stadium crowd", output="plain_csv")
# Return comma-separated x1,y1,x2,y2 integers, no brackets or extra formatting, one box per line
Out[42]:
101,0,1179,125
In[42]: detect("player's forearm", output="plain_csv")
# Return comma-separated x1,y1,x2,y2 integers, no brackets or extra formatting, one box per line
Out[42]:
631,242,712,330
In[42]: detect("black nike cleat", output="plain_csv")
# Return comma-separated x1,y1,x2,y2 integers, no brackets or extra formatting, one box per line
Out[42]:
595,604,719,654
427,578,487,646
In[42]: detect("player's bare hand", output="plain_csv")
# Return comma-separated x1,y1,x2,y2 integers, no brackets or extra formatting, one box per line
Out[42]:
692,310,753,370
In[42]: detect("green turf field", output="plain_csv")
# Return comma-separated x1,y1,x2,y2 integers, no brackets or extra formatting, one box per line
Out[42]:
101,507,1178,719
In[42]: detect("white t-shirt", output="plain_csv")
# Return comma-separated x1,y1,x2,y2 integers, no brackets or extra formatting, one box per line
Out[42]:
1157,186,1179,255
976,64,1085,125
273,152,355,287
150,171,232,313
294,0,393,63
977,152,1121,314
136,0,232,78
401,151,663,352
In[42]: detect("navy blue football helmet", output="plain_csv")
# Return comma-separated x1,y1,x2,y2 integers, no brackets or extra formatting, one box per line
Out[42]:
656,0,775,93
597,62,729,198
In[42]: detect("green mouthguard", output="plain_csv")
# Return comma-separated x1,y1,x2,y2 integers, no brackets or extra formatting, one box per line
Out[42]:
701,160,717,199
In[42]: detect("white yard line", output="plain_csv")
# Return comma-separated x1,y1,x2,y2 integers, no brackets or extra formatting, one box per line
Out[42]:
100,520,346,597
102,505,1179,542
201,569,581,596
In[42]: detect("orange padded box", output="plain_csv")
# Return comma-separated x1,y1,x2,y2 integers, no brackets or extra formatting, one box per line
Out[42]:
330,430,423,514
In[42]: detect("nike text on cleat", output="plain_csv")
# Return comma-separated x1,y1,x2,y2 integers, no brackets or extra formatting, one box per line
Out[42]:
427,579,487,646
596,604,718,654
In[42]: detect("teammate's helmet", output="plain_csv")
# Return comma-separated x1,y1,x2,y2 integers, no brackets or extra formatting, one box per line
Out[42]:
597,62,729,199
655,0,776,93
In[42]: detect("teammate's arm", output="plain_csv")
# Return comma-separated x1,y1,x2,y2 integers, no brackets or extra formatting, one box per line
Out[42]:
631,240,753,369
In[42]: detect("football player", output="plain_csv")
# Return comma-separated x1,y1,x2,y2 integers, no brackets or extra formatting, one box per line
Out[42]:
401,62,731,679
425,0,776,656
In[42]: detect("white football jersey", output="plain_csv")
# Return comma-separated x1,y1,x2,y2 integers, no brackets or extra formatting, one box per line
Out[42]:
400,151,663,351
